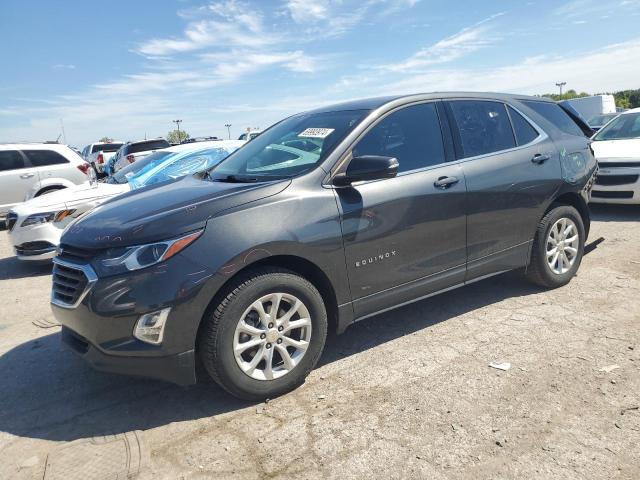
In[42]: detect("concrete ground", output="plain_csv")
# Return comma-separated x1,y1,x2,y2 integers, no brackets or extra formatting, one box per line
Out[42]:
0,204,638,480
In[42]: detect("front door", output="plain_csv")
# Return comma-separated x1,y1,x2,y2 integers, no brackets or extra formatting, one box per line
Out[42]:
335,102,468,319
0,150,40,214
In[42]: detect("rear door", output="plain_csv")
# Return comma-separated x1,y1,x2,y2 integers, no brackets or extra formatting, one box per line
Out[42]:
336,101,468,319
445,99,561,280
22,149,73,183
0,150,40,213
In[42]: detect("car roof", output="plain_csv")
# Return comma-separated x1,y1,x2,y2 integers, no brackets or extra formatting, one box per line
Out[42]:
0,142,75,151
620,107,640,115
305,92,554,114
163,140,245,153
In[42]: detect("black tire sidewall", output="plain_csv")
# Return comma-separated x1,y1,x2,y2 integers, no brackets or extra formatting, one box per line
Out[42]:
212,272,327,399
535,205,585,287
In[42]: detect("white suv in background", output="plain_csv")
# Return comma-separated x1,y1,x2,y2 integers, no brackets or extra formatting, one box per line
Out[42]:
0,143,91,219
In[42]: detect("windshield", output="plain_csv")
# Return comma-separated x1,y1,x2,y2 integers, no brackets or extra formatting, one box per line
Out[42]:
588,114,618,126
212,109,368,181
128,145,241,189
593,112,640,141
109,151,172,184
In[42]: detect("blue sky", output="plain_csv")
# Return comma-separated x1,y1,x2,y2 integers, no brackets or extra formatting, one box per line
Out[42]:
1,0,640,146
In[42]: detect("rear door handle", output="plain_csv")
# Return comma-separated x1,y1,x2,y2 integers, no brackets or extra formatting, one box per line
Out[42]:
531,154,550,164
20,173,35,179
434,176,459,189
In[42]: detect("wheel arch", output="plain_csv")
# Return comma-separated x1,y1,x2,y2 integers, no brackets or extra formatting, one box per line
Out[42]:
547,191,591,239
197,254,340,342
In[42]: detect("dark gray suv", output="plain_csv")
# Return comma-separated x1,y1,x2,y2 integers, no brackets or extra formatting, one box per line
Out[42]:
51,93,597,400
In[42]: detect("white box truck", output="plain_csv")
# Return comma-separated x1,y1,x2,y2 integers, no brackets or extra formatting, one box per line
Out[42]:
563,95,616,123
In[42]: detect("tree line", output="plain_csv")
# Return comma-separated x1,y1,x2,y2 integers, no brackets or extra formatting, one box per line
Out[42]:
539,88,640,109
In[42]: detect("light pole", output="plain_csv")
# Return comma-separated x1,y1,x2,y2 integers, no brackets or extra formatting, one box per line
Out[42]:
555,82,567,96
225,123,232,140
173,119,183,143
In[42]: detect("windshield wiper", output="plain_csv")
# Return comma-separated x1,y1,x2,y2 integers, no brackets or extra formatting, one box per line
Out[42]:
215,174,262,183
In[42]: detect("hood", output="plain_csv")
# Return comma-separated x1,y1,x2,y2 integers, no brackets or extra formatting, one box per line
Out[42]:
592,138,640,160
12,182,129,216
61,174,291,249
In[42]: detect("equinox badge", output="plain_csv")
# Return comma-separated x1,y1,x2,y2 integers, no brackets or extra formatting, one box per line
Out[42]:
355,250,397,268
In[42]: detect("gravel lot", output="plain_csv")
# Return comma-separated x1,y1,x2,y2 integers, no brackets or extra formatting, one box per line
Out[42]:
0,204,639,480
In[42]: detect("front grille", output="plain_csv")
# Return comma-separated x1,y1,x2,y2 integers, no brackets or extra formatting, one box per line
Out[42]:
598,161,640,168
52,262,90,306
592,190,634,199
15,241,56,256
595,174,639,186
6,212,17,232
57,244,98,263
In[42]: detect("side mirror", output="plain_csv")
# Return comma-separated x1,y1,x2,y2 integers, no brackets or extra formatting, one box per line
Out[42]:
333,155,399,186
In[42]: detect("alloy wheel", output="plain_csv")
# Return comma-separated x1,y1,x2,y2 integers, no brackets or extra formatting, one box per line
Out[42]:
233,293,312,381
546,217,579,275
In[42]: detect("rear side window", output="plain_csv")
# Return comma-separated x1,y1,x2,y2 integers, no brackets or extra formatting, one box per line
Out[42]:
22,150,69,167
507,106,539,146
523,101,584,137
449,101,516,158
129,140,170,154
0,150,26,171
353,102,446,173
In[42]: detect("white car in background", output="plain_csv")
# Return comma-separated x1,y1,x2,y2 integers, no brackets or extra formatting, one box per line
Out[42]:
107,138,171,175
6,140,245,260
82,141,123,175
590,107,640,204
1,143,91,219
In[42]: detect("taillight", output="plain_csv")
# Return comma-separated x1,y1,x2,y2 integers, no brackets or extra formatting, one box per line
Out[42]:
126,154,135,164
77,163,91,175
97,153,104,164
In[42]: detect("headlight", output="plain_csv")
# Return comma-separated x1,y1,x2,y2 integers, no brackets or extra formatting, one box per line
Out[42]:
95,229,203,276
21,212,56,227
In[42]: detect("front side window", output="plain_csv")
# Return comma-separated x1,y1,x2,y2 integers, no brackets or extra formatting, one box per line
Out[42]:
449,101,516,158
353,103,445,173
22,150,69,167
212,109,368,180
593,112,640,141
0,150,26,171
507,106,539,146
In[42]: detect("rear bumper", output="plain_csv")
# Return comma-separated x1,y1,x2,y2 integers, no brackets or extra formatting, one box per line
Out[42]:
61,326,196,385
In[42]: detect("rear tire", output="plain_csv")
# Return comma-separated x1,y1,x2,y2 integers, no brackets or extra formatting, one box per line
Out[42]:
198,268,327,401
526,205,584,289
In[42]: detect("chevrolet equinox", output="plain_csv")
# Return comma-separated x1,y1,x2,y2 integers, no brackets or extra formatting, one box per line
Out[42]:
51,93,597,400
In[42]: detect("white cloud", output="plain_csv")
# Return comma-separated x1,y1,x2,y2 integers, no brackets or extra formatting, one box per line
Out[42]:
377,12,505,72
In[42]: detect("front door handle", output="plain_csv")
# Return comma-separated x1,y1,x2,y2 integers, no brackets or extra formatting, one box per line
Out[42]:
434,176,459,189
531,154,550,164
20,173,35,179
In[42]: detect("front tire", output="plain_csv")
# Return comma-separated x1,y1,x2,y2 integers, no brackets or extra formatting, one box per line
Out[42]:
198,268,328,400
526,205,585,289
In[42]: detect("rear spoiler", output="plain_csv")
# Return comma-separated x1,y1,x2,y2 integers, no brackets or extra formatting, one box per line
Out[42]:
558,101,595,138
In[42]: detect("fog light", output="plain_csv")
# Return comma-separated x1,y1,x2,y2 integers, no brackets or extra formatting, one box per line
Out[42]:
133,308,171,345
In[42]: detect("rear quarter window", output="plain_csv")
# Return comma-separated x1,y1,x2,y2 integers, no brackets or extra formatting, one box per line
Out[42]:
523,101,584,137
0,150,26,171
507,106,540,146
22,150,69,167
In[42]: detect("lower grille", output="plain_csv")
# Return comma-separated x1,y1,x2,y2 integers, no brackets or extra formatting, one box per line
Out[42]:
15,241,56,256
52,261,96,307
595,174,639,186
6,212,17,232
592,190,634,199
598,161,640,168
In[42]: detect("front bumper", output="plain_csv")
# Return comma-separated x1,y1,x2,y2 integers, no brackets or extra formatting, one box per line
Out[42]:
7,215,63,261
61,326,196,385
590,164,640,204
50,252,218,386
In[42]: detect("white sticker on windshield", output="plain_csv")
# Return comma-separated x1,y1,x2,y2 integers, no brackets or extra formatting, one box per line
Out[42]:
298,128,335,138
